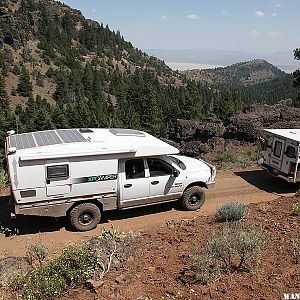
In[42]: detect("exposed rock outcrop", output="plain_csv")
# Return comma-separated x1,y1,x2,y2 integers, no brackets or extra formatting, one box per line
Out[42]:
173,104,300,156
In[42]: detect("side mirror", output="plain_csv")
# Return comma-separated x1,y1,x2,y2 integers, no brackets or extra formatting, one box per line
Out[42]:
173,169,179,177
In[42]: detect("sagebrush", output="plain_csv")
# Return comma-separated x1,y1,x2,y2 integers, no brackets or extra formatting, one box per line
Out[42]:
215,202,246,222
9,244,98,300
192,224,266,284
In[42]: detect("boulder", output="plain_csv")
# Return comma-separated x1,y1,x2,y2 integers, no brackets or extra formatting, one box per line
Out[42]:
179,141,211,157
175,119,225,141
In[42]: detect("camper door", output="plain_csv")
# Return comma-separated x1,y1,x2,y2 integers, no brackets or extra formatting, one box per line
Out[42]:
45,159,71,197
269,137,285,170
281,141,298,180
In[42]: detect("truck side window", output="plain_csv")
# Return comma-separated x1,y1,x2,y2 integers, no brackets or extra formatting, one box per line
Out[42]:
147,158,173,177
47,164,69,179
273,141,282,158
125,159,145,179
285,146,296,158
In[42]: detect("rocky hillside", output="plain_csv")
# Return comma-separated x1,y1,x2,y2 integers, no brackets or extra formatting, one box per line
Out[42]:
172,104,300,157
0,0,180,107
182,59,290,86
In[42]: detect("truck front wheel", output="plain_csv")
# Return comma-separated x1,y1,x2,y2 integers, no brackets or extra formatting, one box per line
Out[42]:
69,203,101,231
180,186,205,211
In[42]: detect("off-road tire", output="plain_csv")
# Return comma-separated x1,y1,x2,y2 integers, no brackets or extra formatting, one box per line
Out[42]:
180,186,205,211
69,203,101,231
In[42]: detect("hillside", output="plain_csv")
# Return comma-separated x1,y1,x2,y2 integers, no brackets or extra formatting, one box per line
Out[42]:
182,59,288,86
0,0,298,153
181,59,297,105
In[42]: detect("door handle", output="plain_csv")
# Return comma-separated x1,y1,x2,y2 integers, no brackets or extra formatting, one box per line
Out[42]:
151,181,159,185
124,184,132,188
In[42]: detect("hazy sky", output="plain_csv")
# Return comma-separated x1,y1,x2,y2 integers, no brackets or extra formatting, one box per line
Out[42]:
61,0,299,54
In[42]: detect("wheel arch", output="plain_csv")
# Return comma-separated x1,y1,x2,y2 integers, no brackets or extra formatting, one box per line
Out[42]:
66,199,103,216
185,181,208,191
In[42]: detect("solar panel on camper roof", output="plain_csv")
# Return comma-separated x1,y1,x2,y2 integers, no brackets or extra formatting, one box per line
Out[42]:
57,129,87,143
109,128,145,137
10,129,87,150
33,131,63,147
10,133,36,150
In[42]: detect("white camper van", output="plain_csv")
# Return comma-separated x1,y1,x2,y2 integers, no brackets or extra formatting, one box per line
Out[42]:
5,128,216,231
258,129,300,183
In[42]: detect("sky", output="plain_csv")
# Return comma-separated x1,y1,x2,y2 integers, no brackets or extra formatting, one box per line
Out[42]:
60,0,299,54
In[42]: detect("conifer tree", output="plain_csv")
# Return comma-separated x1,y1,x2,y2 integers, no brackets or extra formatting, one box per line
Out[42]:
17,67,33,97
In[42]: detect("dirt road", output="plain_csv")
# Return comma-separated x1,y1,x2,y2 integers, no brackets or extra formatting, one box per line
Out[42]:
0,168,296,257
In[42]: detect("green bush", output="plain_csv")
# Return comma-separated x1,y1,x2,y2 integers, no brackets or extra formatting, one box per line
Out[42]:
215,202,246,222
0,169,8,189
218,149,256,170
99,227,123,240
192,252,220,284
9,244,98,300
26,243,48,266
192,224,266,283
292,202,300,216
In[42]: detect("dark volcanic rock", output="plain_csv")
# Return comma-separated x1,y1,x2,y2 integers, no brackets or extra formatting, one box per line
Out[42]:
173,104,300,156
225,104,300,142
175,119,225,141
195,123,226,140
180,141,211,157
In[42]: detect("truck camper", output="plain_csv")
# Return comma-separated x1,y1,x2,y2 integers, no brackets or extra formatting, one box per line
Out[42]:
258,128,300,183
5,128,216,231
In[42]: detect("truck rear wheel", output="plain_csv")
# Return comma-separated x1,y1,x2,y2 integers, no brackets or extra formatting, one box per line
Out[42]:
69,203,101,231
180,186,205,211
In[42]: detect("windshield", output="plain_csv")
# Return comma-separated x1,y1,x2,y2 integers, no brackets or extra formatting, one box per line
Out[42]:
168,156,186,170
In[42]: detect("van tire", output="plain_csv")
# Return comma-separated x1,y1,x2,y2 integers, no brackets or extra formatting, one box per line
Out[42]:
69,203,101,231
180,186,205,211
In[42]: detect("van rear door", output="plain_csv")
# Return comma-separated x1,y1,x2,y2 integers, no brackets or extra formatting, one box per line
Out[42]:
269,137,285,170
279,141,299,182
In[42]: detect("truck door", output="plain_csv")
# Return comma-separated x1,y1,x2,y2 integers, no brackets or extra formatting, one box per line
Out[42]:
281,142,298,180
269,137,285,170
146,157,183,203
45,159,71,198
119,158,149,208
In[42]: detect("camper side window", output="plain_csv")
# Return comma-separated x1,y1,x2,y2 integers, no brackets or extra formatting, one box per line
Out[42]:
274,141,282,158
285,146,296,159
47,165,69,179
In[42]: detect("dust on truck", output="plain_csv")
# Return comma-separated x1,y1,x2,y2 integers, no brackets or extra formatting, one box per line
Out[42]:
5,128,216,231
258,128,300,183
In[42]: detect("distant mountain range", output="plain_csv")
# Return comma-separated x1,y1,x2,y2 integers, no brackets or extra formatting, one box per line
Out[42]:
145,49,299,73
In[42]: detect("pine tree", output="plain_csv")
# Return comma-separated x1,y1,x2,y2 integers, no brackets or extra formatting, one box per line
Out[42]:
17,67,33,97
0,75,8,109
293,48,300,107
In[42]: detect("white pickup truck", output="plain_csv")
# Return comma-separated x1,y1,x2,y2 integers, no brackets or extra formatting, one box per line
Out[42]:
5,128,216,231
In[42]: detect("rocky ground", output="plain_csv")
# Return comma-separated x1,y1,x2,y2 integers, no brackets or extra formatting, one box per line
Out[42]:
0,183,299,300
56,195,300,300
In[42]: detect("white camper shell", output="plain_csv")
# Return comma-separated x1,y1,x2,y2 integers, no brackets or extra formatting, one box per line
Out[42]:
5,128,216,231
259,129,300,183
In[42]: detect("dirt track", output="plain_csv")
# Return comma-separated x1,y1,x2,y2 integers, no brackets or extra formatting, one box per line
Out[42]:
0,168,296,257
